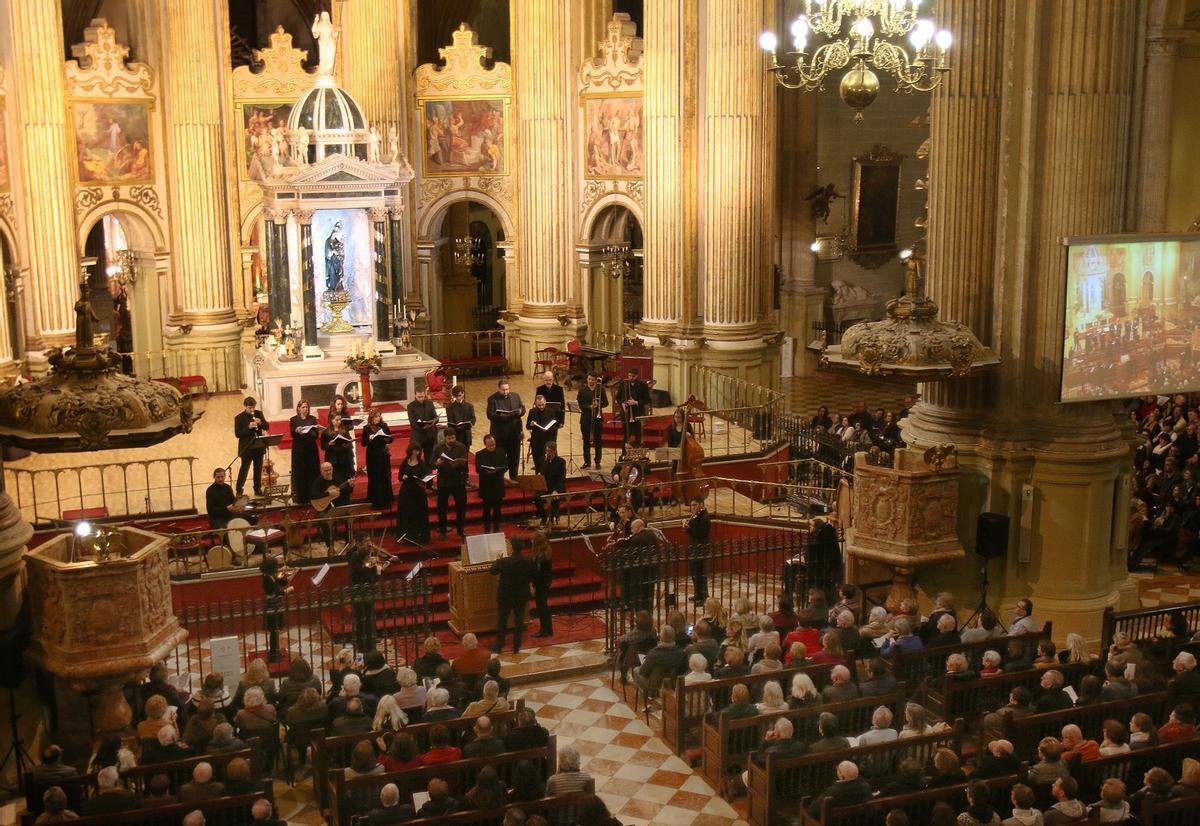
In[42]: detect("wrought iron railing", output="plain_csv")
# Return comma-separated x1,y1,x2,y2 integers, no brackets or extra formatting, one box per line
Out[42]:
4,456,200,526
777,414,857,468
169,575,433,692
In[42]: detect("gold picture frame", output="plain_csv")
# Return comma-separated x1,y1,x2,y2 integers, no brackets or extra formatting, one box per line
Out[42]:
582,92,643,181
235,100,296,183
419,95,510,177
848,144,903,269
71,99,155,186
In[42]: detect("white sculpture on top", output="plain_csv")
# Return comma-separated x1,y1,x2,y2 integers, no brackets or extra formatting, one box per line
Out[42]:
312,12,339,76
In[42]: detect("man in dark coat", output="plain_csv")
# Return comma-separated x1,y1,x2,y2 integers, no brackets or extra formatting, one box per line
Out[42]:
806,761,873,819
406,387,439,468
490,537,535,653
486,380,525,480
233,396,270,496
474,433,508,533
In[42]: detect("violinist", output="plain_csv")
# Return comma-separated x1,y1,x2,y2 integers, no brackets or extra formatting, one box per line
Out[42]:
434,429,469,538
289,400,322,505
260,556,294,661
361,409,394,510
321,414,356,498
345,532,382,653
396,445,431,544
406,387,439,468
475,433,508,532
535,441,567,527
615,367,651,443
577,373,608,469
684,497,712,604
606,503,635,549
525,394,560,474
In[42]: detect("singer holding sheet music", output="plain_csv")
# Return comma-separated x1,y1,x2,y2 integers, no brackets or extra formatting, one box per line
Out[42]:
535,441,567,527
322,413,356,493
475,433,507,532
445,384,476,447
525,395,560,474
486,380,525,480
396,445,432,544
435,429,470,537
233,397,270,497
290,400,321,505
361,409,394,510
406,387,439,468
537,370,566,411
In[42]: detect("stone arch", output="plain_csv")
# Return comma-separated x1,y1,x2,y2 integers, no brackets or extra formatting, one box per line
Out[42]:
580,191,643,243
0,219,21,269
240,202,264,247
417,189,515,242
76,201,167,254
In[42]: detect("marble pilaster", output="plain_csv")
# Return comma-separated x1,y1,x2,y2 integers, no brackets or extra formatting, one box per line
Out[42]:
1134,0,1186,232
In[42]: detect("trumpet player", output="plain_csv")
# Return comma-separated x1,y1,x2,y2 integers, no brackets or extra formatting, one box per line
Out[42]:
577,373,608,469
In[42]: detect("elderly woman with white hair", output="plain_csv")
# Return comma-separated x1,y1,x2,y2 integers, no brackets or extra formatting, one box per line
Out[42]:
683,653,712,685
392,666,426,716
756,680,789,714
859,605,890,640
464,679,509,717
545,744,593,795
233,686,277,737
746,615,780,660
788,672,821,709
423,687,459,722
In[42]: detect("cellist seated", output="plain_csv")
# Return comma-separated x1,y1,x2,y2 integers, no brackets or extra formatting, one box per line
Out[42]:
610,440,650,516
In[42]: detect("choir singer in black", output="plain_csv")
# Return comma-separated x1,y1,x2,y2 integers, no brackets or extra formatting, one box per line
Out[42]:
361,409,394,510
475,433,508,533
537,369,566,411
233,397,270,496
525,395,560,474
406,387,439,467
321,414,356,499
577,373,608,469
445,384,476,448
486,380,525,480
289,400,321,505
434,429,470,538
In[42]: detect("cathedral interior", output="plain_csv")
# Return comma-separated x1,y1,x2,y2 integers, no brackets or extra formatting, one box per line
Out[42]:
0,1,1197,824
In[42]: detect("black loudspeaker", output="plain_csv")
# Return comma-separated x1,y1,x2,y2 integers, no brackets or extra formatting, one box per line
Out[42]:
976,512,1010,559
0,624,25,689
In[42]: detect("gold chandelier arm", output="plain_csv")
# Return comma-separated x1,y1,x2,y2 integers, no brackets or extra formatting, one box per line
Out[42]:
870,40,945,92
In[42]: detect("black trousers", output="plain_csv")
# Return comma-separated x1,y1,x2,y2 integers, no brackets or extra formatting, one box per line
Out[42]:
351,589,377,653
437,480,467,533
494,598,528,652
581,420,602,466
534,491,560,522
688,546,708,601
530,436,550,473
481,496,503,533
497,433,521,480
534,584,552,634
236,448,265,494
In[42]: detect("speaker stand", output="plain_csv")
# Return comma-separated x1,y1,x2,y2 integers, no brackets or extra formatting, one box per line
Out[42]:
963,556,999,631
0,684,32,796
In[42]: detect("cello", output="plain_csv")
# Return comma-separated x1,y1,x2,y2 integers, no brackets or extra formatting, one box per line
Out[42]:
673,411,707,504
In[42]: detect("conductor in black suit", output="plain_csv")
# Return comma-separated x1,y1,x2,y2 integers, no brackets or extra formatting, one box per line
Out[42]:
233,397,270,496
490,537,535,654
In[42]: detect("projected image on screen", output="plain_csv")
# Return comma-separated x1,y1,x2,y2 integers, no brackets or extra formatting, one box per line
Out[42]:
1061,237,1200,402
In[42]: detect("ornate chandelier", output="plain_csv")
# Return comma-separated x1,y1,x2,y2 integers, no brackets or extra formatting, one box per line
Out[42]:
759,0,951,121
599,244,631,280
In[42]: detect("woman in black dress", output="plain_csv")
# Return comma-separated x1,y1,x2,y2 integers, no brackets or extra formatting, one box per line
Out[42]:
326,394,351,428
395,445,430,543
361,409,394,509
321,413,356,491
531,531,554,637
289,400,321,504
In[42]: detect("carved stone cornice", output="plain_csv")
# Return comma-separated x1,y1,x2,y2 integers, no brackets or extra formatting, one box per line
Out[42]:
579,13,643,93
415,24,513,96
66,19,154,96
232,26,312,99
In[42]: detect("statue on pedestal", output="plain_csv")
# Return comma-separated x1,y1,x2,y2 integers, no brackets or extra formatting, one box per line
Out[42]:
387,124,400,164
74,280,100,352
367,125,381,163
312,12,339,76
324,222,345,292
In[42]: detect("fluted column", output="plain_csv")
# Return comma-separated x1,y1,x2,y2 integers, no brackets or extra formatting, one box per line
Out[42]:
161,0,237,329
7,1,81,349
701,0,770,339
1134,0,1186,232
641,0,698,336
339,0,407,126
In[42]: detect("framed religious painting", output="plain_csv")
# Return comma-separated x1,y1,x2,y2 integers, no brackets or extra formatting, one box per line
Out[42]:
71,100,154,185
582,93,643,180
847,145,903,269
236,101,295,183
419,96,509,176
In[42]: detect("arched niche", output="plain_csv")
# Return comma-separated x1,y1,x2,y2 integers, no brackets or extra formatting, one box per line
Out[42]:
580,200,643,341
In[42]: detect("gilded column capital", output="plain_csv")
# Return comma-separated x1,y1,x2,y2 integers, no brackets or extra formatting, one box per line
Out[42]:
296,209,316,225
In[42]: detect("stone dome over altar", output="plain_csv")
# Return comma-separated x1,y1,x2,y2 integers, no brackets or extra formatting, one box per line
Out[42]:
287,76,368,161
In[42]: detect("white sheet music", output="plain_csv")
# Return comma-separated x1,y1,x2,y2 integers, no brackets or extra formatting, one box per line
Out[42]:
466,532,507,565
311,563,331,586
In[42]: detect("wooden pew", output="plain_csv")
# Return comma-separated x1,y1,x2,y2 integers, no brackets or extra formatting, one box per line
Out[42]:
20,789,271,826
989,691,1170,758
701,686,907,799
328,738,558,826
745,721,965,826
1069,738,1200,802
884,623,1054,685
661,662,837,755
924,662,1091,723
1143,794,1200,826
1101,601,1200,651
795,774,1022,826
310,701,524,809
349,791,597,826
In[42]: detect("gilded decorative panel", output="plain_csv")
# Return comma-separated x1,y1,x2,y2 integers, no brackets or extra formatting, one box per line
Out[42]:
579,14,643,186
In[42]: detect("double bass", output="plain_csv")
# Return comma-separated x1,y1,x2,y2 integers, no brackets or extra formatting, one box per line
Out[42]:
674,430,707,504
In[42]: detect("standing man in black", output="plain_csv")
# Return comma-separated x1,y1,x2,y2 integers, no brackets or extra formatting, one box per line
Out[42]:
490,537,535,653
537,370,566,413
344,533,379,654
685,497,712,604
445,384,476,448
233,397,270,497
615,368,651,443
406,387,439,468
434,429,470,538
206,467,237,529
475,433,508,532
577,373,608,469
619,518,660,612
535,441,567,527
525,395,560,474
486,380,525,480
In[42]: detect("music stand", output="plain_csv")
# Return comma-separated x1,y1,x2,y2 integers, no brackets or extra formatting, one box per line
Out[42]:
517,474,548,526
323,503,369,552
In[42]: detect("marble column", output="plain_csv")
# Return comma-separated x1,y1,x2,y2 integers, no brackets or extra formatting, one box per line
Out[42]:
160,0,241,379
265,211,291,331
6,1,81,350
1134,0,1186,232
298,213,318,352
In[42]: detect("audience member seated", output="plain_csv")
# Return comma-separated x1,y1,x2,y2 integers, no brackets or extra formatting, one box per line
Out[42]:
700,598,728,644
137,694,176,743
509,758,546,802
1002,640,1033,673
332,697,373,736
378,732,422,773
140,773,176,809
923,747,966,788
721,618,747,654
224,757,258,795
856,705,898,746
633,625,687,693
829,611,861,655
206,722,245,755
1001,784,1041,826
505,707,551,751
757,681,789,714
191,672,232,716
730,598,756,634
828,585,860,627
806,760,872,818
769,595,799,635
716,646,750,678
958,779,1001,826
181,700,219,755
142,663,188,711
1172,758,1200,798
821,665,859,703
330,673,377,718
464,680,509,717
1059,723,1100,763
945,653,978,682
974,738,1019,778
277,657,321,715
1130,767,1176,808
684,653,713,686
27,745,78,811
1058,632,1097,667
881,618,923,657
1074,674,1103,706
926,614,961,649
1170,651,1200,707
724,683,760,719
961,613,1005,645
887,598,919,635
751,643,784,675
546,744,593,794
464,765,508,809
747,616,780,660
1106,631,1143,669
233,658,277,709
798,588,830,629
412,636,449,680
860,658,899,697
372,694,409,732
234,686,277,739
880,756,925,797
361,650,400,697
435,664,469,709
860,606,891,641
179,761,225,804
900,702,946,738
1130,711,1158,750
1042,777,1086,825
420,724,461,765
1099,719,1131,756
83,766,137,815
182,810,205,826
788,673,821,710
329,649,358,695
785,642,809,667
1033,640,1058,668
1027,737,1070,785
34,786,77,825
454,633,490,673
687,621,721,670
1089,778,1130,823
1007,599,1039,636
810,633,846,667
87,735,136,774
423,687,459,722
980,650,1002,677
287,687,329,733
1101,659,1138,700
984,688,1035,731
345,740,384,778
144,724,193,763
250,798,288,826
463,715,506,758
616,610,658,682
485,657,511,698
811,712,851,753
1034,670,1073,713
416,778,459,818
668,610,693,647
741,718,806,786
1160,704,1198,743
